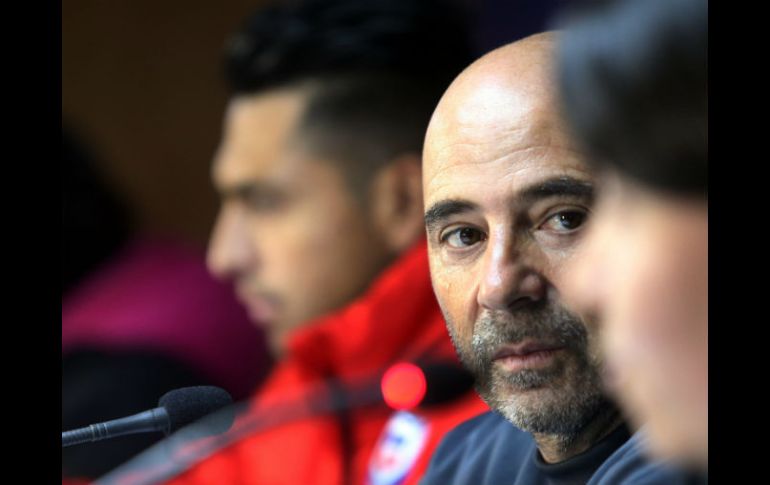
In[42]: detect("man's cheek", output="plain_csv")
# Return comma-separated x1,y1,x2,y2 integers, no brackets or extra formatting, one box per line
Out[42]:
432,265,477,342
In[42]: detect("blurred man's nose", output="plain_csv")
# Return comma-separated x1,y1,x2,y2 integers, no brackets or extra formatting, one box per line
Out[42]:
207,205,254,281
477,229,546,312
562,221,607,319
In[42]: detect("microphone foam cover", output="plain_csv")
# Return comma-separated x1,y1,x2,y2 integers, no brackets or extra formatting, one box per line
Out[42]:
159,386,234,435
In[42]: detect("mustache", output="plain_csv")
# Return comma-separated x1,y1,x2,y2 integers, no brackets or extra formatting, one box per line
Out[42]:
470,303,588,366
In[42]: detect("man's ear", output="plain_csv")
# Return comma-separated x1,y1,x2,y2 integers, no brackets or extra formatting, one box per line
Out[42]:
367,153,425,253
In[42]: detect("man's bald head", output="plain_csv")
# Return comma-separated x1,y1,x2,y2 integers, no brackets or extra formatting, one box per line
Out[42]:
422,33,614,462
424,32,572,179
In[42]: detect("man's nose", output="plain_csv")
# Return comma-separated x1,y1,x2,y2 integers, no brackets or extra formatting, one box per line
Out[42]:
207,205,255,281
477,230,546,312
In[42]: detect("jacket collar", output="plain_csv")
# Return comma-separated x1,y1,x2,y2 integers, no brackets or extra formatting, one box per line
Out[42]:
284,241,448,380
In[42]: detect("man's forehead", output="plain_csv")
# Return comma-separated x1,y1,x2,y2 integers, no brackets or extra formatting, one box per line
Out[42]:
213,92,309,187
425,153,591,209
426,110,571,169
423,83,584,207
426,73,550,158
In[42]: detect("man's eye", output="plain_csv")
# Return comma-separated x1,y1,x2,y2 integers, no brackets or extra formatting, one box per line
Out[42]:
246,193,284,211
542,211,588,232
249,196,276,209
442,227,485,248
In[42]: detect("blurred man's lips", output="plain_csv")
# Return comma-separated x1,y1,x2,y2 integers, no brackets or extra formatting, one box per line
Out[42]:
245,299,275,323
492,341,564,373
236,290,277,324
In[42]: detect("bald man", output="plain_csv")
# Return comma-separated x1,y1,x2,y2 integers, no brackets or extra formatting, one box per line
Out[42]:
418,33,705,485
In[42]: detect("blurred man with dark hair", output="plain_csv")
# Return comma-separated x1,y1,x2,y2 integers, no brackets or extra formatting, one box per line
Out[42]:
418,32,704,485
161,1,488,484
208,0,472,355
557,0,708,471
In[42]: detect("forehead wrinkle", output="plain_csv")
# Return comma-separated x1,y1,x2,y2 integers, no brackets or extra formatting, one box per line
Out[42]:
426,168,593,221
426,141,586,194
426,111,578,191
429,126,527,162
427,121,547,168
425,154,518,203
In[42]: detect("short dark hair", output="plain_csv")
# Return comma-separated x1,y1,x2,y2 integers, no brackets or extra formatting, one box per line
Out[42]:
557,0,707,197
223,0,475,190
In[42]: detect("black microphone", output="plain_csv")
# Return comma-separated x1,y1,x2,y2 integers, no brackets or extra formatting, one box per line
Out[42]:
62,386,234,447
95,362,475,484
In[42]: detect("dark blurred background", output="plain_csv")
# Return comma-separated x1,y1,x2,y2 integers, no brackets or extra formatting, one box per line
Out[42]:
63,0,568,248
62,0,569,479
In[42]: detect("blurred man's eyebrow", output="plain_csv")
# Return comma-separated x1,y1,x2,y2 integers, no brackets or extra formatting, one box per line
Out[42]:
517,177,594,204
424,200,478,233
220,181,281,201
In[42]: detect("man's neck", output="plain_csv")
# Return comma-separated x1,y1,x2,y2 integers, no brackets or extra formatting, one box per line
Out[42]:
532,406,624,464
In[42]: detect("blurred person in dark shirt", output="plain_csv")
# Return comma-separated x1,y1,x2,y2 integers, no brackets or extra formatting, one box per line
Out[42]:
557,0,708,471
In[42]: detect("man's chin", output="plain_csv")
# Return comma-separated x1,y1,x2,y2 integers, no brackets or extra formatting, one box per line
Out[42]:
243,300,279,325
265,319,310,357
492,360,564,389
487,390,580,435
477,371,566,418
478,377,554,410
267,331,289,358
482,373,610,437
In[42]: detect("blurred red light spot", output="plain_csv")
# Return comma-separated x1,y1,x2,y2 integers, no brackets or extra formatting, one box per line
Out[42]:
381,362,427,411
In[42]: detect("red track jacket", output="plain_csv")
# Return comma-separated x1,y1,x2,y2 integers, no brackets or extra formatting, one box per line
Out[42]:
158,242,487,485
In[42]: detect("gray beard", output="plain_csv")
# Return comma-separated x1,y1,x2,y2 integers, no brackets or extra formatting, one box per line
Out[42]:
446,301,608,441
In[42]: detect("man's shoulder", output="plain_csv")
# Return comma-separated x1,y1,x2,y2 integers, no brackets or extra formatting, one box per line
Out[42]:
420,411,536,485
589,432,708,485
